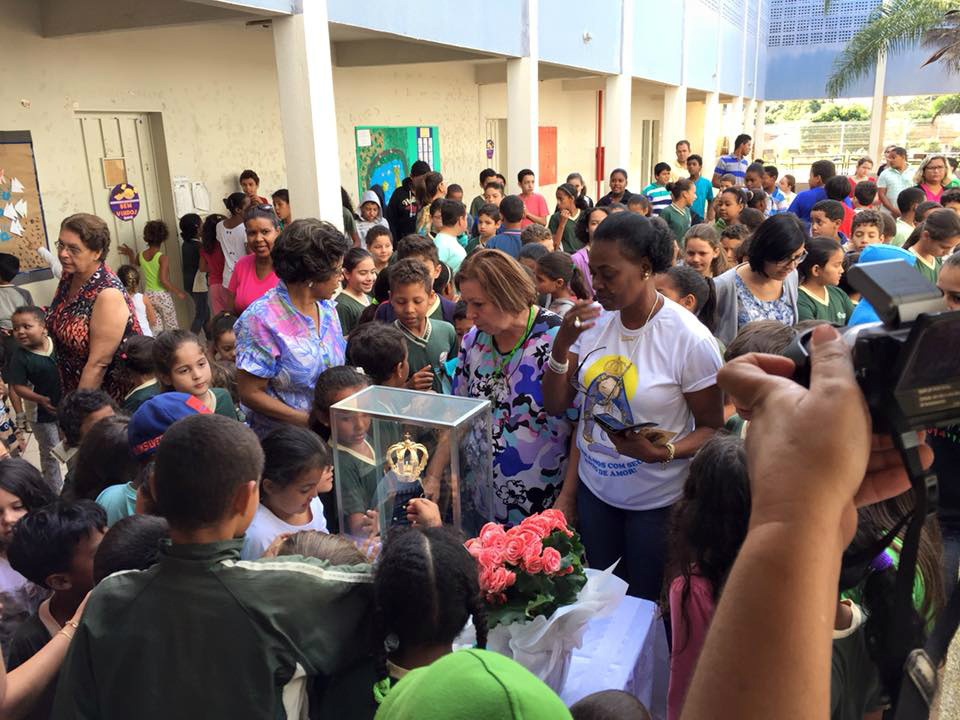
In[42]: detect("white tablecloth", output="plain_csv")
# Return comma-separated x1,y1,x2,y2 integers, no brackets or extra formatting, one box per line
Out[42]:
559,595,670,720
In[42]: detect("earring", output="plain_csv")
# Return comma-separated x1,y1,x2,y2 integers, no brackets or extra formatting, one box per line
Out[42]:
308,281,314,288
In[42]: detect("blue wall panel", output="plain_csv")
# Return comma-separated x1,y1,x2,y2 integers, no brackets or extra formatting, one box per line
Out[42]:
763,44,875,100
744,31,758,98
631,0,682,85
686,1,720,91
539,0,621,73
884,46,957,97
327,0,525,57
717,22,743,96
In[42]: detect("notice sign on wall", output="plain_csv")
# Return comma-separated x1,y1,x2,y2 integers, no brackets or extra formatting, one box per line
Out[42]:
109,183,140,221
0,130,51,275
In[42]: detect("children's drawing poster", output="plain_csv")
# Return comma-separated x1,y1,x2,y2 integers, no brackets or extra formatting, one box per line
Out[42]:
0,131,50,277
355,126,441,205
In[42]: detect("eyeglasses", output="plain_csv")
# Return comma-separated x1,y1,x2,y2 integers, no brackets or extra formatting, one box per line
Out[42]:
777,250,808,268
55,240,86,257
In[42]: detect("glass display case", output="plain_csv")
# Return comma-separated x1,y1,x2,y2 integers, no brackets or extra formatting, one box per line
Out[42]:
330,386,493,541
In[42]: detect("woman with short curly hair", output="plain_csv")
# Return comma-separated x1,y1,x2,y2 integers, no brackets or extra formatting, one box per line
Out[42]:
234,219,350,435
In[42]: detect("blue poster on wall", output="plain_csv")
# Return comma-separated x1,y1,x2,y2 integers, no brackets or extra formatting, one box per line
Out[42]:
355,126,441,204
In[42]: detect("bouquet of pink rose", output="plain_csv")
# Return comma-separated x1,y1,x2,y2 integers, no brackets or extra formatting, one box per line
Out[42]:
465,509,587,629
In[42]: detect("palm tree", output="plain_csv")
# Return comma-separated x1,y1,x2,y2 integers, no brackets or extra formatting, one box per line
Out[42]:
825,0,960,98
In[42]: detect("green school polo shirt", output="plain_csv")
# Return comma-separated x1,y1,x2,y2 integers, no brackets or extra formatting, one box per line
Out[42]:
797,285,856,326
7,340,61,423
547,211,584,253
660,204,691,244
337,441,380,516
395,318,458,394
335,291,371,336
910,251,943,287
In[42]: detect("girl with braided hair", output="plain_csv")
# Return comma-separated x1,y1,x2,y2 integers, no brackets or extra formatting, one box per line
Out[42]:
372,527,487,703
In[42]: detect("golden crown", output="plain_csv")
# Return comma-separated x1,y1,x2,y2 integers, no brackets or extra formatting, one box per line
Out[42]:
602,357,631,376
385,432,430,483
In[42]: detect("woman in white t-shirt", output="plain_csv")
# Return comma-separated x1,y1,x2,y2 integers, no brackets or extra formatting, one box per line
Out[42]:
543,212,724,600
241,425,331,560
217,192,253,289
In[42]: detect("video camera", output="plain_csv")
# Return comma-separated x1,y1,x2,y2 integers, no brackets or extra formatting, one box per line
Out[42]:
785,259,960,719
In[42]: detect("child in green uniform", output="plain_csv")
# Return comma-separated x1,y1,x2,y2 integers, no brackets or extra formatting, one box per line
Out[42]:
153,329,238,419
904,207,960,286
797,237,856,325
466,204,500,256
118,335,160,414
389,260,458,394
335,247,376,336
345,322,409,388
659,178,696,244
8,306,62,491
548,183,586,253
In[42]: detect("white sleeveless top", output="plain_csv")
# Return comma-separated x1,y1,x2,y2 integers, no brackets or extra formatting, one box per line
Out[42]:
132,293,153,336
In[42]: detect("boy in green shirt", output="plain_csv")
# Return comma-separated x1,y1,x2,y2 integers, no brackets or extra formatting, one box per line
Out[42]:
52,413,373,720
9,306,62,491
389,259,458,394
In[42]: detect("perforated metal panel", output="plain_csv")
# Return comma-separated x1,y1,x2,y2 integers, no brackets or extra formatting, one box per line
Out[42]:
767,0,881,48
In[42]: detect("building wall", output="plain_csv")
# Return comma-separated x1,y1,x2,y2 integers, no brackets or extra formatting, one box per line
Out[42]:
477,80,600,201
3,1,284,302
333,62,484,208
764,0,956,100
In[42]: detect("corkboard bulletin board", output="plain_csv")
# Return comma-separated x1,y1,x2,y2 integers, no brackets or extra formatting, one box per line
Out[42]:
0,131,52,283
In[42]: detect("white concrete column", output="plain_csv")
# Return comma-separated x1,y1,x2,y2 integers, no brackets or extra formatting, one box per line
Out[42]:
869,95,887,163
744,98,757,160
602,0,634,185
604,75,633,178
753,101,766,159
703,91,722,173
868,3,889,162
660,85,688,165
727,96,745,151
506,0,539,192
272,1,343,230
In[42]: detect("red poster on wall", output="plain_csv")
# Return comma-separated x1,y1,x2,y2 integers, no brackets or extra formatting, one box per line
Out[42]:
538,126,557,186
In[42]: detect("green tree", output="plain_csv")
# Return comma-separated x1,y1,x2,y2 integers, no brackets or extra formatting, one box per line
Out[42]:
932,92,960,117
825,0,960,98
811,103,870,122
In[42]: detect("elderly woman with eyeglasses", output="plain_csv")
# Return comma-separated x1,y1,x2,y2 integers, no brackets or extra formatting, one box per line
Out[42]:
712,213,806,346
46,214,142,401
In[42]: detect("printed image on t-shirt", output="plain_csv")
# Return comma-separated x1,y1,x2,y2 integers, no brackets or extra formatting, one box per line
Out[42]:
580,353,636,457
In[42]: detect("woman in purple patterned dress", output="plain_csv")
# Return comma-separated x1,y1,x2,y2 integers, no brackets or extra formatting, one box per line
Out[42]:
235,219,350,436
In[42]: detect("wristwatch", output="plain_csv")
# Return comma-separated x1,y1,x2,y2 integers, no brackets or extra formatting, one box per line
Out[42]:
662,442,676,465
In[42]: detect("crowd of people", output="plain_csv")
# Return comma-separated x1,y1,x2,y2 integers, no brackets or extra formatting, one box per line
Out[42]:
0,138,954,720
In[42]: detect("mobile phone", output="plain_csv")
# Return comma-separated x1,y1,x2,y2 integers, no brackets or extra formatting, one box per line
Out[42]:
593,413,656,435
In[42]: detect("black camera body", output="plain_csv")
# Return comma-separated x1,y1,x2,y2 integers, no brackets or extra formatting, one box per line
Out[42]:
786,260,960,435
785,259,960,717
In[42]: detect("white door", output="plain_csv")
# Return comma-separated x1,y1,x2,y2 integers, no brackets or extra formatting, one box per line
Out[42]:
75,112,163,271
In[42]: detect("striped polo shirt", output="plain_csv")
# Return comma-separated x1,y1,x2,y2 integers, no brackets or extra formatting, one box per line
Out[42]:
641,183,672,215
714,154,750,185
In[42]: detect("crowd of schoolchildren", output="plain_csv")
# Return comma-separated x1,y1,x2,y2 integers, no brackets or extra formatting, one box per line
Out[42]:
0,138,957,720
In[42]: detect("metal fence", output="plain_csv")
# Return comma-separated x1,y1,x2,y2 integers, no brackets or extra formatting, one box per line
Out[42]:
762,115,960,178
